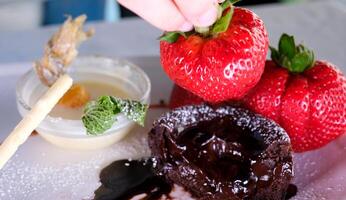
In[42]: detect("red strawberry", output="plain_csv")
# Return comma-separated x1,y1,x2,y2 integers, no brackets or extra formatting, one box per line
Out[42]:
243,34,346,152
160,1,268,103
169,84,205,109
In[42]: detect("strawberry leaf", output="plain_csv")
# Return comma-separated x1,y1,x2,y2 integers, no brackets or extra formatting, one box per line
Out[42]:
270,33,315,73
221,0,231,10
279,34,296,59
290,52,312,73
229,0,241,4
211,2,234,35
269,46,280,62
160,32,186,43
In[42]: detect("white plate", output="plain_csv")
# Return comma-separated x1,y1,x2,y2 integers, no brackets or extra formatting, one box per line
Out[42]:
0,57,346,200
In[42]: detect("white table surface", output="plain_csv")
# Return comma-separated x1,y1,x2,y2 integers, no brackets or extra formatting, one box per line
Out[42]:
0,1,346,199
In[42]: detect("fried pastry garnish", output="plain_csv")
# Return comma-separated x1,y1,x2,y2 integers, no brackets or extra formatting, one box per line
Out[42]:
34,15,94,86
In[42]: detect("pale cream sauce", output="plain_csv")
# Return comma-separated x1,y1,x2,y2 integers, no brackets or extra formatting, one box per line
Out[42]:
49,81,131,120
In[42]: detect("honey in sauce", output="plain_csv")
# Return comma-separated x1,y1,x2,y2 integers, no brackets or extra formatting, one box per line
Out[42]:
58,84,91,108
50,81,131,120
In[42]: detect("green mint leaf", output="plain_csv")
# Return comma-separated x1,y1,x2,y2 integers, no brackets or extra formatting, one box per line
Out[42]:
159,31,186,43
111,97,148,127
279,34,296,59
82,96,148,135
98,96,118,113
82,99,118,135
211,3,233,35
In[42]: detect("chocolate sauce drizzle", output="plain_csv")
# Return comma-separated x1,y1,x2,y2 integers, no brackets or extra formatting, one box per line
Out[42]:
94,159,171,200
94,159,297,200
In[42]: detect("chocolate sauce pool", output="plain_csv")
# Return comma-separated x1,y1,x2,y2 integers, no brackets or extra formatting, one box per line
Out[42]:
93,159,297,200
94,159,170,200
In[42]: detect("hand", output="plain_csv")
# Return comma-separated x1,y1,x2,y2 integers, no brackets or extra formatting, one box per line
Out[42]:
117,0,223,32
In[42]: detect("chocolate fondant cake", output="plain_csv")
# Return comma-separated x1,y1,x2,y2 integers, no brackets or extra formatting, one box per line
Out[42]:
148,105,293,200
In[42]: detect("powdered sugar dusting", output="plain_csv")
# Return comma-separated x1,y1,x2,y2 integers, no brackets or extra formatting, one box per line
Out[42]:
155,104,290,146
0,155,100,199
0,109,167,199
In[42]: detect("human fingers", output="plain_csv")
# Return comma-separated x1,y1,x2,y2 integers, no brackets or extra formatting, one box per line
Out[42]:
117,0,193,31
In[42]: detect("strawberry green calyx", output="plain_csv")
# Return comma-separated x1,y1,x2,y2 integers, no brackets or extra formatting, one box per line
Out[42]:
209,1,234,35
270,33,315,73
159,31,187,43
160,0,241,43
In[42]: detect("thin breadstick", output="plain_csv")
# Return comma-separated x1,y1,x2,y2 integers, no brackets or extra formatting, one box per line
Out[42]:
0,74,73,170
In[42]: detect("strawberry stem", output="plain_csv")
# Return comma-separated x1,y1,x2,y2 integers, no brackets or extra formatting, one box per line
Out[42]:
195,26,210,37
193,1,235,37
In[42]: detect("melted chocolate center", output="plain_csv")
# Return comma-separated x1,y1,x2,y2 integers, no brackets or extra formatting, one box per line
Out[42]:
164,116,278,198
176,117,266,184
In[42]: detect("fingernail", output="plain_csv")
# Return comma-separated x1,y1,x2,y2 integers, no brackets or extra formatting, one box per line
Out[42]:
178,21,193,32
197,6,218,27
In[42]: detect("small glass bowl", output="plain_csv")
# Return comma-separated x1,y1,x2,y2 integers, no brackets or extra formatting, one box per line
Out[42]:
16,56,151,150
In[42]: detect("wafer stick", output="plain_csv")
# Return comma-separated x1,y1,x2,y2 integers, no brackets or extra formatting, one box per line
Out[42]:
0,74,73,170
